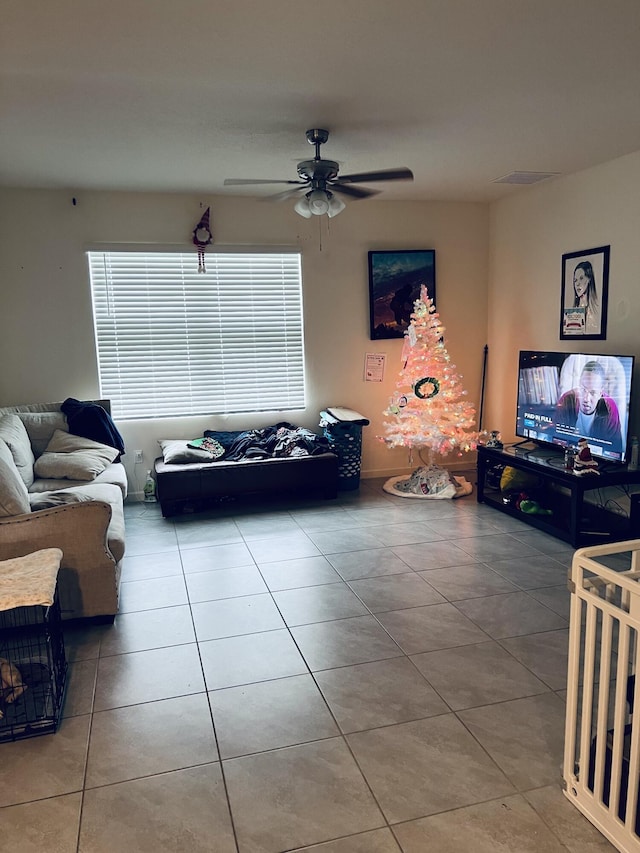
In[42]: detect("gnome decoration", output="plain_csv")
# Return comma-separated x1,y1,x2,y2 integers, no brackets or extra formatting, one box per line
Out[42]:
574,437,600,475
192,207,213,272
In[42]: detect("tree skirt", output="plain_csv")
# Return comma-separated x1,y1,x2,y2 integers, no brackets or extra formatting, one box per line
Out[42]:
383,464,473,500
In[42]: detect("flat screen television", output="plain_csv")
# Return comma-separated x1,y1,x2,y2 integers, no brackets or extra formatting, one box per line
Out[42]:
516,350,635,464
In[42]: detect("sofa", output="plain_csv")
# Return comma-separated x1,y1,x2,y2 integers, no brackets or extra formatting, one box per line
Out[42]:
0,400,126,621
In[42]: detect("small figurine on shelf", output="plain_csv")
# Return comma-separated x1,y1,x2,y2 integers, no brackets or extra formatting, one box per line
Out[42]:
573,438,600,476
485,430,503,449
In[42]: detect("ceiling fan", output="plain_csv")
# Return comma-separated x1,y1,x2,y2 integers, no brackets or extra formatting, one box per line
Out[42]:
224,129,414,218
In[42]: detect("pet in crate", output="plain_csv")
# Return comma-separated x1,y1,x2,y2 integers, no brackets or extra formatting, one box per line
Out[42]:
0,658,27,717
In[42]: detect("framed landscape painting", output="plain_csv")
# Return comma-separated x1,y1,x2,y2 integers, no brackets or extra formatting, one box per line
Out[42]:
368,250,436,340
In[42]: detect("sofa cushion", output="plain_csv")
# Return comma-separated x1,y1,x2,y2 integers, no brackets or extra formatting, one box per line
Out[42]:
0,414,35,488
159,439,217,464
27,462,129,500
0,439,31,517
17,412,68,457
29,490,95,510
34,430,119,481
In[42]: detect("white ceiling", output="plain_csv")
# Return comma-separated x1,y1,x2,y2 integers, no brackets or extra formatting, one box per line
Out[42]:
2,0,640,202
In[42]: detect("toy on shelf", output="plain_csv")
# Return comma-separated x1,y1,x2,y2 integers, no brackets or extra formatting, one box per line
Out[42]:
505,491,553,516
519,498,553,516
574,438,600,476
485,430,503,449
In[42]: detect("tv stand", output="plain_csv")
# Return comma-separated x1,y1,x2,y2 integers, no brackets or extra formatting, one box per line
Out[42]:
477,444,640,547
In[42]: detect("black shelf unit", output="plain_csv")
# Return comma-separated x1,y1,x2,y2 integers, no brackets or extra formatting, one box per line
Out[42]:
477,444,640,547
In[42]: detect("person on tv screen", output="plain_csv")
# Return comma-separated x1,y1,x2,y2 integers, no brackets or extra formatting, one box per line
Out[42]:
556,360,622,450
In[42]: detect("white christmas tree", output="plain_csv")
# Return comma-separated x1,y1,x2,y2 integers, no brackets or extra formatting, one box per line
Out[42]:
382,285,479,457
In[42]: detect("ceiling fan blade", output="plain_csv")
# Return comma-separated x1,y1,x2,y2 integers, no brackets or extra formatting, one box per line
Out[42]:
263,186,309,202
330,183,380,199
336,167,414,184
223,179,305,186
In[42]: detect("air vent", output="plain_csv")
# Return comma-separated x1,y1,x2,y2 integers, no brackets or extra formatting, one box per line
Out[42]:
493,171,561,185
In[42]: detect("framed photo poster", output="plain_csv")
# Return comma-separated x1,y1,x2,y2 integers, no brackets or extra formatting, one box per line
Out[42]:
368,249,436,340
560,245,609,340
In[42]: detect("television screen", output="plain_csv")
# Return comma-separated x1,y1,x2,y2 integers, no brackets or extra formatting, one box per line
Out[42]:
516,350,635,464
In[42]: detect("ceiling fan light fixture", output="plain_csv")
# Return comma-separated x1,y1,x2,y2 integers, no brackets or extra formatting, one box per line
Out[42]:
307,189,330,215
326,193,346,218
294,196,313,218
294,188,346,219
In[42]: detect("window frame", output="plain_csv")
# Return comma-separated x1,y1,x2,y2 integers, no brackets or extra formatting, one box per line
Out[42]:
87,248,306,420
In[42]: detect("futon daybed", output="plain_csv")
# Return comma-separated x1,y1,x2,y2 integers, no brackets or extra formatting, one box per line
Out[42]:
153,423,339,517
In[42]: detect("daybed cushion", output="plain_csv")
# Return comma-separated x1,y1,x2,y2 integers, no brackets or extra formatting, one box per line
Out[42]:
0,414,35,488
34,430,119,481
159,439,218,464
0,439,31,517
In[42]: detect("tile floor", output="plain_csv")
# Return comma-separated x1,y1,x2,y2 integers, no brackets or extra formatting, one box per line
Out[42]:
0,477,617,852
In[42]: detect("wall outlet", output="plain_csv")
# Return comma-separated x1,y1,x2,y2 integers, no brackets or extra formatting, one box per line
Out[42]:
134,450,144,464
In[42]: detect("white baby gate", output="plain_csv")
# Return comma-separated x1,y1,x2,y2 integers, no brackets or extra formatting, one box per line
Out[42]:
564,539,640,852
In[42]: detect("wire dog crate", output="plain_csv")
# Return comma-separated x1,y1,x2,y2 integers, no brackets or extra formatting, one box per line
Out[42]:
564,539,640,852
0,550,67,742
320,407,370,490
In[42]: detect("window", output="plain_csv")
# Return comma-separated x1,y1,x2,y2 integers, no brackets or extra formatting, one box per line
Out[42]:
88,251,305,420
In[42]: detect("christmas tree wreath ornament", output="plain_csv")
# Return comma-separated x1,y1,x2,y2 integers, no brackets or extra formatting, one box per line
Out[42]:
414,377,440,399
380,283,479,499
192,207,213,273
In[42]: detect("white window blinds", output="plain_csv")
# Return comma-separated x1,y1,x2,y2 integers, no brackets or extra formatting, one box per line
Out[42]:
88,251,305,420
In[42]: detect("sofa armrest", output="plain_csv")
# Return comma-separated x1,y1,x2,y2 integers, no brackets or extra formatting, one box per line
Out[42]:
0,501,114,561
0,502,119,620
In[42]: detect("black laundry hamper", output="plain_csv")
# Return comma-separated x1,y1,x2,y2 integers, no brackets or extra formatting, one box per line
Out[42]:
320,407,370,490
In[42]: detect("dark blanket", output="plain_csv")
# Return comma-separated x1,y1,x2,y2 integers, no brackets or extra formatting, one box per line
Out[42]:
61,398,126,458
205,422,331,462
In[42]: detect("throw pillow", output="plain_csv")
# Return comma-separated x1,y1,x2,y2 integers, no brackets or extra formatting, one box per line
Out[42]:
0,414,35,488
17,412,68,457
0,438,31,517
34,430,119,481
158,439,217,464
